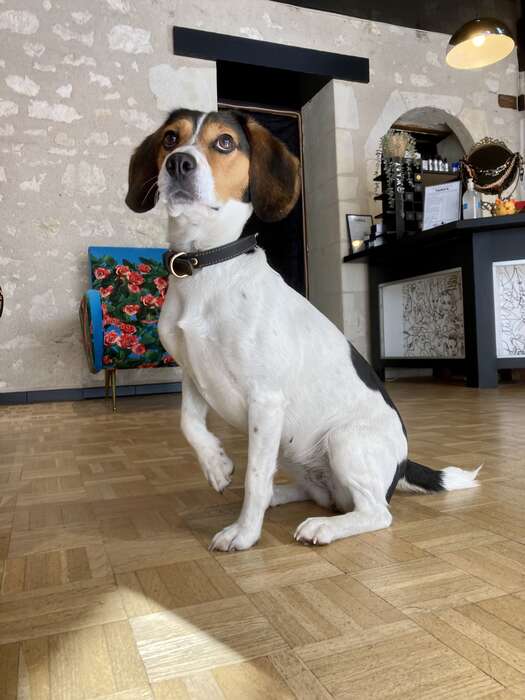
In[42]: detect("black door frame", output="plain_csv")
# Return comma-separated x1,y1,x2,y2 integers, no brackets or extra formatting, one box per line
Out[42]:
218,100,310,298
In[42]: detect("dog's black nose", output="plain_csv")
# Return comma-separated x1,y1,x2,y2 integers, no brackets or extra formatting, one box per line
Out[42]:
165,152,197,179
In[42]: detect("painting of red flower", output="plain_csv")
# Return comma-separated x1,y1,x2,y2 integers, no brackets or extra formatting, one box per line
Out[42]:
154,277,168,291
128,271,144,286
123,304,140,316
104,330,119,345
119,323,137,334
141,294,157,307
94,267,111,280
116,333,137,349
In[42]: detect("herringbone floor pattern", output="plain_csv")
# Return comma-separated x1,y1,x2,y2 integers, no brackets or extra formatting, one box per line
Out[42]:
1,380,525,699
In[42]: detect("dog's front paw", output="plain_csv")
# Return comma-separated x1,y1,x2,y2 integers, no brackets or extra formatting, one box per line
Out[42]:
294,517,335,545
200,450,234,493
209,522,259,552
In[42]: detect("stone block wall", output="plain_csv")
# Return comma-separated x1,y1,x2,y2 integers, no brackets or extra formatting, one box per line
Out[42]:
1,0,519,391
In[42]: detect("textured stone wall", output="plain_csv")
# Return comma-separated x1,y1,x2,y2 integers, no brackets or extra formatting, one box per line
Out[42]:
1,0,520,391
302,81,343,328
0,1,216,392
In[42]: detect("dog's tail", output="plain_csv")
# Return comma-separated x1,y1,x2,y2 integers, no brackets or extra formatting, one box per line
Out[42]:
398,460,481,494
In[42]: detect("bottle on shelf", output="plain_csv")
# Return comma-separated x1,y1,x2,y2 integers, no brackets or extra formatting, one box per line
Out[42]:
462,178,482,220
443,158,449,172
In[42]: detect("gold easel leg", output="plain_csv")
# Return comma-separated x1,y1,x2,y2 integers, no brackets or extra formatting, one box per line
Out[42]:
111,369,117,412
104,369,110,398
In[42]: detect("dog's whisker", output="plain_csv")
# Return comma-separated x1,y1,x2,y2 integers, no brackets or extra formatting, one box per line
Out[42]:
141,180,158,205
141,175,159,188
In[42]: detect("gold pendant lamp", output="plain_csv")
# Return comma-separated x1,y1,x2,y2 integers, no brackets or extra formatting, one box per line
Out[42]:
446,17,515,69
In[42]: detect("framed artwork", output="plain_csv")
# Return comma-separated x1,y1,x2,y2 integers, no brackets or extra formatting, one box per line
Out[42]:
493,259,525,358
346,214,372,254
379,268,465,359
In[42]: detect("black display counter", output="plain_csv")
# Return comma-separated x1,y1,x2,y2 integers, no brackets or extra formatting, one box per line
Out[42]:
344,214,525,387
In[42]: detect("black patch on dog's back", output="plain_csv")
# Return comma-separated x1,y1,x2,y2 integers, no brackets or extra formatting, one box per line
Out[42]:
349,342,406,437
349,342,407,500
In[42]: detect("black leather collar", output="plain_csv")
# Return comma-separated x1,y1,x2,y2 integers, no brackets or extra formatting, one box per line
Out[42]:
163,234,258,278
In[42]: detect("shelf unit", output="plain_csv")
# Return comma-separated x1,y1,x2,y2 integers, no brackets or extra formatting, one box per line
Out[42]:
375,162,460,237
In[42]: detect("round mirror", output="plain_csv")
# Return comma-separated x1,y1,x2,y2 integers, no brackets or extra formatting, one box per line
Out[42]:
462,137,523,195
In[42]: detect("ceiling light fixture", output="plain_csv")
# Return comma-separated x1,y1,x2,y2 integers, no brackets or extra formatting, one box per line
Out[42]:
446,17,514,69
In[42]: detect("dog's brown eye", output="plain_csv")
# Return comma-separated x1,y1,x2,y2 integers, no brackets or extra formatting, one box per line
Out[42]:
215,133,235,153
163,130,178,149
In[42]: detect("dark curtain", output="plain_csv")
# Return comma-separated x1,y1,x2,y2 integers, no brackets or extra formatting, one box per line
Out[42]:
228,109,306,297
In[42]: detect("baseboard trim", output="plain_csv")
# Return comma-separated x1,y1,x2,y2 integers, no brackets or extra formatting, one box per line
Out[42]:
0,382,182,405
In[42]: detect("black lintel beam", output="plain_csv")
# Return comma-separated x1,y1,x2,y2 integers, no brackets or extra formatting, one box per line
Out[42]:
173,26,369,84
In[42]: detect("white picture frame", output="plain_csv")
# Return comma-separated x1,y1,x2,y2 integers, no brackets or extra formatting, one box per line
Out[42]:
379,268,465,359
493,259,525,358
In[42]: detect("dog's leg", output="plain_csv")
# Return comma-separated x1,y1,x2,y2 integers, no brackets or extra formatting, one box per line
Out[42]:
271,482,333,509
272,461,334,509
210,393,284,551
181,375,234,493
270,483,308,506
295,426,393,545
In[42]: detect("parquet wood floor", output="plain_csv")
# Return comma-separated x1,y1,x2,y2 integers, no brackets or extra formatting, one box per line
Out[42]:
1,380,525,699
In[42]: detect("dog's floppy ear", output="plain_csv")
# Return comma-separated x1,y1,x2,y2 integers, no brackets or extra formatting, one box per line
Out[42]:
242,117,301,223
125,129,162,213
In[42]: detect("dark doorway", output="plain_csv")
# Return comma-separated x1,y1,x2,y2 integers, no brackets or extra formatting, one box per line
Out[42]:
219,103,307,297
217,60,330,112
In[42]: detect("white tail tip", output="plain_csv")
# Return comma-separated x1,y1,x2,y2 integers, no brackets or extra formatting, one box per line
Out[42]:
441,464,482,491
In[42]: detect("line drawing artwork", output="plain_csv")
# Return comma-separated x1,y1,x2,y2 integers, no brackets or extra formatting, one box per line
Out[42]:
493,260,525,358
402,270,465,358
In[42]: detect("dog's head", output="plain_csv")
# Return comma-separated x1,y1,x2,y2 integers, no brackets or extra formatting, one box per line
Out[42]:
125,109,301,226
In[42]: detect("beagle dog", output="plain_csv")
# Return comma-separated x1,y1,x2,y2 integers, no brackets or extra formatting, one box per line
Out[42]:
126,109,479,551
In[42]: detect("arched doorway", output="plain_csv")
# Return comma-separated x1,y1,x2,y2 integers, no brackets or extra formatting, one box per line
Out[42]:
393,107,470,165
365,94,476,215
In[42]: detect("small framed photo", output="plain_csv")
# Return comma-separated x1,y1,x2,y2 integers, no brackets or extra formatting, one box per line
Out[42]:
346,214,372,254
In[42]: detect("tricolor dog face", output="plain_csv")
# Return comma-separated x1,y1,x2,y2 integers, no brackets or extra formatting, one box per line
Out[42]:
125,108,301,225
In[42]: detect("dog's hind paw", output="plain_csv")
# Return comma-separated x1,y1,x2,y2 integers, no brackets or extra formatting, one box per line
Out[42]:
209,522,259,551
294,517,335,545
